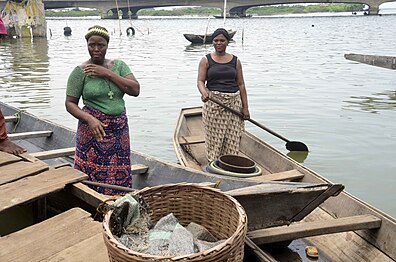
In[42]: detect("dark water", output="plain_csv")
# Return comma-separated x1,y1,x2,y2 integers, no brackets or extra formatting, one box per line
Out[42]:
0,14,395,218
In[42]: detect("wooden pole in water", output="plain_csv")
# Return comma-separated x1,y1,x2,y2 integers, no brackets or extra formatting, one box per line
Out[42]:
223,0,227,26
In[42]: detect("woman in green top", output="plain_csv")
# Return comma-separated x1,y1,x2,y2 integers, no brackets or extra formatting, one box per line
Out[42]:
65,25,140,195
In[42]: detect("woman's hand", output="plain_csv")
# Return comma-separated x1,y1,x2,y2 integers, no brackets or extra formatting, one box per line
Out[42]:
87,116,107,142
242,107,250,120
84,63,108,77
201,89,210,102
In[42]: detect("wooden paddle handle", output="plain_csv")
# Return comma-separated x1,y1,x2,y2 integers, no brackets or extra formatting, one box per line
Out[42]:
208,97,290,143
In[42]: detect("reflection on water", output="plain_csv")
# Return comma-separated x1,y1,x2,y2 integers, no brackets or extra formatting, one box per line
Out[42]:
287,151,309,163
344,90,396,113
0,37,51,109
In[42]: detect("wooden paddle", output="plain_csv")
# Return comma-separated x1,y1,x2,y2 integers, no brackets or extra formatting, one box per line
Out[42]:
208,97,309,152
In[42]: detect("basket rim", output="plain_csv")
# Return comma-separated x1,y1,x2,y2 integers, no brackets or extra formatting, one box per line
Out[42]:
103,183,247,260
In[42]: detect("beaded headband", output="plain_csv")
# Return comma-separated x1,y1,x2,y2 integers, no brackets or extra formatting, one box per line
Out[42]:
85,25,110,43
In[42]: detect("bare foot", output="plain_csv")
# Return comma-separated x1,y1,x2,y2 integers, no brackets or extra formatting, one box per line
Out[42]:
0,139,27,155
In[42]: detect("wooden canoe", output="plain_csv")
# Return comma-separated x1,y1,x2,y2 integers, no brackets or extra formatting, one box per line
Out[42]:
173,106,396,261
183,30,236,44
1,101,347,261
345,53,396,70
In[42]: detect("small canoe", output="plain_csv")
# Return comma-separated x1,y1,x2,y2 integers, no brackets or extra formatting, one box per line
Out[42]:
173,106,396,261
183,30,236,44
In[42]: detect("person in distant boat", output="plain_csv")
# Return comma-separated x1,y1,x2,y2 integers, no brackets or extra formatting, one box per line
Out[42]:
65,25,140,195
197,28,250,162
0,109,27,155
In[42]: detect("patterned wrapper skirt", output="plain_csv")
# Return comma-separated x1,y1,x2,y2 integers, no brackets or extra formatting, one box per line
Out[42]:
203,91,244,162
74,106,131,195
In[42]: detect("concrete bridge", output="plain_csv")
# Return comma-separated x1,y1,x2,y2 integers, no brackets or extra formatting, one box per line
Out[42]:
0,0,394,17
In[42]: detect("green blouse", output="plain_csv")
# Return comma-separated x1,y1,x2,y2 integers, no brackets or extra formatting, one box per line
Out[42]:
66,59,132,115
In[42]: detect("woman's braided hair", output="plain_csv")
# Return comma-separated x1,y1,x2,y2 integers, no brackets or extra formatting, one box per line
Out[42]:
85,25,110,43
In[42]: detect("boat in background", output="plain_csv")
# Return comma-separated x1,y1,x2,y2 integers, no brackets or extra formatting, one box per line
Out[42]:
183,29,236,44
214,14,252,18
173,106,396,261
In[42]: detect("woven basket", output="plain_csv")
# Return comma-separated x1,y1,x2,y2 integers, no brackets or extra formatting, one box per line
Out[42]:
103,183,247,262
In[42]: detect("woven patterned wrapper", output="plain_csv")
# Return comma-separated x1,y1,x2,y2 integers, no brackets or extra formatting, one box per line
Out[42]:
103,183,247,262
202,91,244,162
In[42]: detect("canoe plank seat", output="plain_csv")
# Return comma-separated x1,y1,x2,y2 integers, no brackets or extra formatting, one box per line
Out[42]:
247,214,382,245
29,148,149,175
4,115,18,123
183,107,202,116
0,208,108,261
179,135,205,145
8,130,53,140
248,169,305,182
30,147,76,160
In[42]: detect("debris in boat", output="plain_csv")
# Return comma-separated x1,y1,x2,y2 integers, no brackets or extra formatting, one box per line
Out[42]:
110,194,225,257
305,245,319,258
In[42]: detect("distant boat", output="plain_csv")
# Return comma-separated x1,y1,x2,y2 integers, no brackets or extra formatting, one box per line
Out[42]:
214,14,252,19
183,30,237,44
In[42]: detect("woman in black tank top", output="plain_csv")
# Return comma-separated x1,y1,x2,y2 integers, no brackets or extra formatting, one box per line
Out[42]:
197,28,251,162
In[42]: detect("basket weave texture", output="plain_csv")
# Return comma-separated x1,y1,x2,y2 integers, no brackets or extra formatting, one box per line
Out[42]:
103,183,247,262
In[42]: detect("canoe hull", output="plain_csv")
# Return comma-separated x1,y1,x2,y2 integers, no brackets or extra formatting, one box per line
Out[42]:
173,106,396,261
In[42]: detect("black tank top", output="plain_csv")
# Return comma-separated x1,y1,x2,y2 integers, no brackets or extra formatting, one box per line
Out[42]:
206,54,239,93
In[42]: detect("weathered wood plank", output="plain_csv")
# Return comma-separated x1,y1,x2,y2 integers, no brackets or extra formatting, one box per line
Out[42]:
183,107,203,116
345,53,396,70
0,160,49,186
30,147,75,160
0,208,102,261
8,130,53,140
245,237,278,262
0,166,88,213
247,214,382,245
0,151,21,166
4,115,18,122
44,232,109,262
251,169,305,182
291,184,344,222
179,135,205,145
303,208,393,262
68,182,109,208
131,164,148,175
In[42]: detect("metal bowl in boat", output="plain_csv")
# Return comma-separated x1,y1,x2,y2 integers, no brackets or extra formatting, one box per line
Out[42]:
218,155,256,174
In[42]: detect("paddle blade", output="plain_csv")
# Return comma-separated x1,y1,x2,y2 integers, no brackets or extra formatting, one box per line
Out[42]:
286,141,309,152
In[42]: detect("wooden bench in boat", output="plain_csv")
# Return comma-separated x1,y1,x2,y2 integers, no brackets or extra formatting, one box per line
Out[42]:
179,135,205,145
0,207,109,261
251,169,305,182
8,130,53,140
247,214,382,245
29,148,149,175
4,115,18,122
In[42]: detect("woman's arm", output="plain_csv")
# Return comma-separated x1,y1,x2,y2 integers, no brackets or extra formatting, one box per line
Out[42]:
65,96,107,141
236,59,250,119
197,57,209,102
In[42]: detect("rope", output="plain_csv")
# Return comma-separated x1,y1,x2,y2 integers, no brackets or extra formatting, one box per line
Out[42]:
12,113,20,133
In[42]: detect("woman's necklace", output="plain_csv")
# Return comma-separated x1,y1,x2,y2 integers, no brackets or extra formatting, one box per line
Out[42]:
107,80,114,100
99,60,114,100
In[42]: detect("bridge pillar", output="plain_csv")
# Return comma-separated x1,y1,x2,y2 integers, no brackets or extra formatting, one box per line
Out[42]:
368,5,379,15
120,7,138,19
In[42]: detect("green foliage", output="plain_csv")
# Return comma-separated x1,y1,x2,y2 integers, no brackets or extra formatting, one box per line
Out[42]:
45,9,100,17
45,4,365,17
